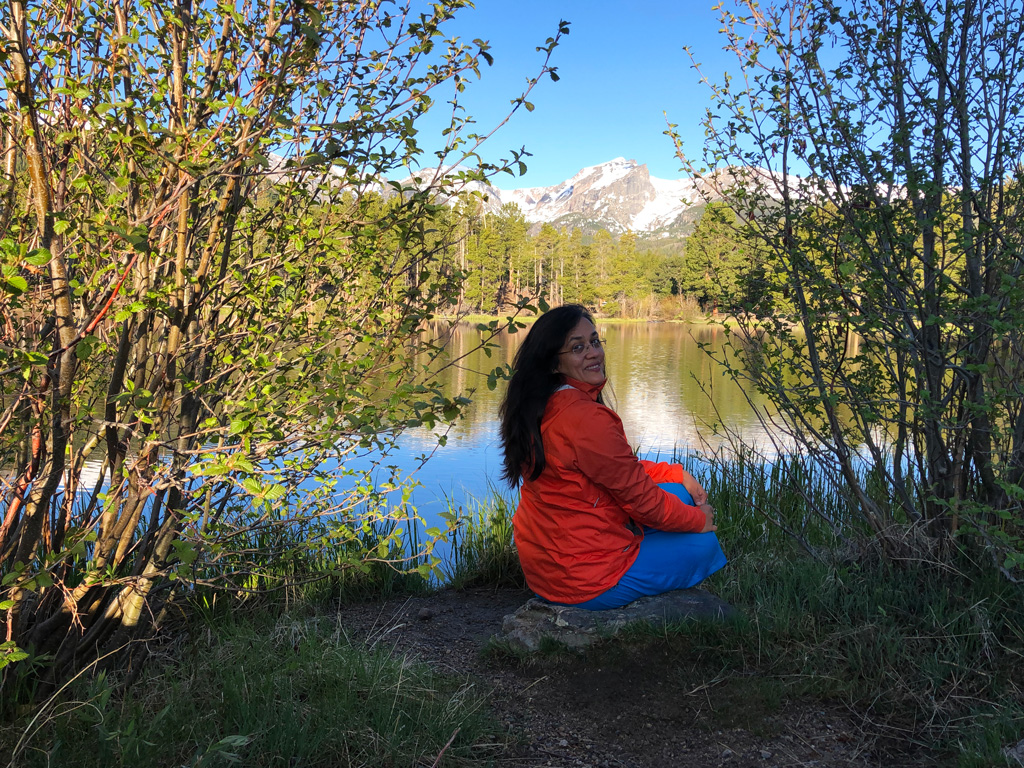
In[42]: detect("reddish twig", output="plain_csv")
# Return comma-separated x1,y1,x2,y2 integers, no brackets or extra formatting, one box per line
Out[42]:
430,728,460,768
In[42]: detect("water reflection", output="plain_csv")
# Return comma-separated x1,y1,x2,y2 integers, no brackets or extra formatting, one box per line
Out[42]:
600,323,767,455
72,322,775,525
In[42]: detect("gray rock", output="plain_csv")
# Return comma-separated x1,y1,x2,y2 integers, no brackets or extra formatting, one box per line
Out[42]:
497,587,738,652
1005,738,1024,766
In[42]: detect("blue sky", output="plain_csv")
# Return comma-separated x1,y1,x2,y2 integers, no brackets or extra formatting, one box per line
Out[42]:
412,1,736,188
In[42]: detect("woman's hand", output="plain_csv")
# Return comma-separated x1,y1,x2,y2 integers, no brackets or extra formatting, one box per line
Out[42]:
680,469,708,506
698,502,717,533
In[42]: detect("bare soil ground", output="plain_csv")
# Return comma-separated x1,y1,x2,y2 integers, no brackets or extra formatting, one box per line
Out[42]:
335,587,940,767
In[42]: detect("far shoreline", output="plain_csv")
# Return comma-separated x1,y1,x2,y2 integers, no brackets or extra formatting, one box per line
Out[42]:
439,313,722,326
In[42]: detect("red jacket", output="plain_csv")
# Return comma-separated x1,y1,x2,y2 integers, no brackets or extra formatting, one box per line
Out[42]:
513,377,706,603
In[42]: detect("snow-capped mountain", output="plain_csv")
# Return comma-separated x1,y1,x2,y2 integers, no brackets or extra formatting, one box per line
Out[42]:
276,152,806,236
394,158,782,236
497,158,706,234
426,158,737,236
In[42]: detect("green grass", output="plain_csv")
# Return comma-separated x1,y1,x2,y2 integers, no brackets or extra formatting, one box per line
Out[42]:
1,612,506,768
184,506,441,610
588,449,1024,765
700,450,1024,765
476,448,1024,765
636,552,1024,765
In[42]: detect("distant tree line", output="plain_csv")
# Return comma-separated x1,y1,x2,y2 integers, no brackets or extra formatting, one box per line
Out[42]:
424,198,768,319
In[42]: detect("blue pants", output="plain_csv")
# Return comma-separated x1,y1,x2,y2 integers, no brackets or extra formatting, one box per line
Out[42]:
551,483,727,611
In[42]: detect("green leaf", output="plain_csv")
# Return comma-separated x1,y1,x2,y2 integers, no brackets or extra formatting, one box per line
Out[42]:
37,572,54,588
25,249,52,266
75,335,98,361
2,275,27,295
229,419,250,435
263,484,287,501
0,642,29,671
170,539,199,566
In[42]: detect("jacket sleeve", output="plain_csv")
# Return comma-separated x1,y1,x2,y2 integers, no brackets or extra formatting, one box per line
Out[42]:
639,459,686,484
568,403,705,532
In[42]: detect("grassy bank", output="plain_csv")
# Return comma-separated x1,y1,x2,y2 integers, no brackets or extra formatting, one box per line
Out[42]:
2,453,1022,766
471,452,1024,765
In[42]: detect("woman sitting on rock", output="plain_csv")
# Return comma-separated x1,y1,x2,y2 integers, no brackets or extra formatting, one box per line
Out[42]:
499,304,726,610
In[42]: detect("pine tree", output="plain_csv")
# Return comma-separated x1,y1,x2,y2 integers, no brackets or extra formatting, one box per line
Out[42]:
683,202,748,313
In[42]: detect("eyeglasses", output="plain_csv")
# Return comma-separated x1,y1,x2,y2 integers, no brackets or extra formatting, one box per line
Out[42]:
558,338,605,356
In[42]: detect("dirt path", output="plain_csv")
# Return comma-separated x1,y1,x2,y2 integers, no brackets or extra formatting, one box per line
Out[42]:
335,587,931,767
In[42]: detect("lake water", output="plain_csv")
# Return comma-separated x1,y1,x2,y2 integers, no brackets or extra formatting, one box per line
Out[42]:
351,321,774,522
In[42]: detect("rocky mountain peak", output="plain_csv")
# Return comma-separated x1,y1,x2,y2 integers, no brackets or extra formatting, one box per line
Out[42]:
493,158,712,236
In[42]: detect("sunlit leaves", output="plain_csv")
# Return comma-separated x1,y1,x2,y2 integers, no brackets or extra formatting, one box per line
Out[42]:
0,0,568,689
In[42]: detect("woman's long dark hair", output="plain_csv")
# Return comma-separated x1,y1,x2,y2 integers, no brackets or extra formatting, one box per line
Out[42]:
499,304,600,486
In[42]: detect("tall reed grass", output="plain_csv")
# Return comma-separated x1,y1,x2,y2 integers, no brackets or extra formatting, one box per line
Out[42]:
180,505,441,613
443,490,524,590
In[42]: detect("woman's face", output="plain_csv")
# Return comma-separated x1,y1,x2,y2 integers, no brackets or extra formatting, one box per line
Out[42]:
555,318,606,386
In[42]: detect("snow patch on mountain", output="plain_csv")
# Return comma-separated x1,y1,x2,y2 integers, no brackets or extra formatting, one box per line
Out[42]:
492,158,710,233
629,176,699,231
586,157,639,191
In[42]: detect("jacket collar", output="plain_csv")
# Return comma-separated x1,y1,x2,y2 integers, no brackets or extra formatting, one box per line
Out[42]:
561,375,606,401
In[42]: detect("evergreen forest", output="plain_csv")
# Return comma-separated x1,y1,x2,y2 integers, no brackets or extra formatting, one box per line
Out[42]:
425,199,760,320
